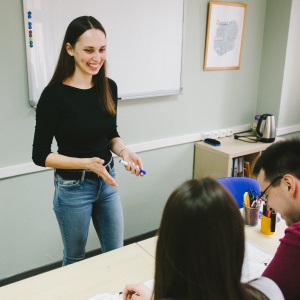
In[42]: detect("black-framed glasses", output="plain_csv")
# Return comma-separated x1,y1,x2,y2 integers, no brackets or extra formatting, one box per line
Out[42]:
259,176,283,202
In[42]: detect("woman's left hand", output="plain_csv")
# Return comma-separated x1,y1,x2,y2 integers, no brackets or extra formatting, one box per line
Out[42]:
121,150,144,177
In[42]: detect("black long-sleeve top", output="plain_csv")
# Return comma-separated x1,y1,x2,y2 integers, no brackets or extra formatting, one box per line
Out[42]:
32,79,119,167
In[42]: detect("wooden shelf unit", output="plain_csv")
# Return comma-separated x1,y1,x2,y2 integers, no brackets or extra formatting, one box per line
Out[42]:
193,136,283,179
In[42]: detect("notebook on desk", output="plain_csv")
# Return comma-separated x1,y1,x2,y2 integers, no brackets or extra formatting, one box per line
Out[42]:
242,240,273,282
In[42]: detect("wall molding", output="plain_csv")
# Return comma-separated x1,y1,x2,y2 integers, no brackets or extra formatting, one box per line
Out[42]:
1,123,298,179
276,124,300,136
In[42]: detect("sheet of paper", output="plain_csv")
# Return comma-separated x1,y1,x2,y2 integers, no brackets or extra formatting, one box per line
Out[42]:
242,240,273,282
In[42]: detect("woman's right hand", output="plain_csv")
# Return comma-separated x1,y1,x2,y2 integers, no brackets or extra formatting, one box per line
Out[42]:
122,283,152,300
86,157,117,187
45,153,118,187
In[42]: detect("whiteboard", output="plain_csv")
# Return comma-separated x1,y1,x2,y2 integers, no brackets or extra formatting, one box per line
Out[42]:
22,0,184,107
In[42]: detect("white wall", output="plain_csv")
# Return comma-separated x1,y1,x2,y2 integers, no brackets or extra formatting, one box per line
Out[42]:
279,0,300,128
257,0,300,135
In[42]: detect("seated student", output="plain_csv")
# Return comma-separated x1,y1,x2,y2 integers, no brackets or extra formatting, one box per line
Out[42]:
123,178,284,300
253,138,300,300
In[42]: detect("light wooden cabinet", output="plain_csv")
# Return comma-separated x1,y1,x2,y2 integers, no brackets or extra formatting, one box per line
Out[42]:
193,136,283,179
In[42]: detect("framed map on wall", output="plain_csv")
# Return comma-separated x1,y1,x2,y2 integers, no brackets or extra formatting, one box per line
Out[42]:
204,1,247,70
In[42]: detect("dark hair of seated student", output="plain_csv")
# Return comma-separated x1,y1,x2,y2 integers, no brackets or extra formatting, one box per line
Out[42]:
153,178,274,300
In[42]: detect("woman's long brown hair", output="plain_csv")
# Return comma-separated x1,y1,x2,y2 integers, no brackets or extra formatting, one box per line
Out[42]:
48,16,115,115
154,178,248,299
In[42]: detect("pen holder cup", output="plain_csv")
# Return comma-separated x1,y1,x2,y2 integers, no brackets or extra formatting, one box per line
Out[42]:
261,215,275,235
243,204,260,226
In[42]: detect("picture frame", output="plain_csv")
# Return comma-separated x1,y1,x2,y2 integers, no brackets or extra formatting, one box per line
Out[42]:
204,1,247,70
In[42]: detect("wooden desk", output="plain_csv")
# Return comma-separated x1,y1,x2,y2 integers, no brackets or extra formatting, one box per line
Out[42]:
137,220,287,285
0,243,155,300
137,236,158,258
0,218,287,300
244,215,287,256
138,216,287,259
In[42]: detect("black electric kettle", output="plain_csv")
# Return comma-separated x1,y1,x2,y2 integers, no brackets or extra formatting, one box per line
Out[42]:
256,114,276,143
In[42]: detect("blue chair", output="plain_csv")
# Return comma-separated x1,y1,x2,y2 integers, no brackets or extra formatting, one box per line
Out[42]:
216,177,261,208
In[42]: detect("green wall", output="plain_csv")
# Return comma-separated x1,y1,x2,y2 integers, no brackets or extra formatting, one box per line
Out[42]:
0,0,298,282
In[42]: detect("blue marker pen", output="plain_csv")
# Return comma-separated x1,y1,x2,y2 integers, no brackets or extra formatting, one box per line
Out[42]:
119,159,146,175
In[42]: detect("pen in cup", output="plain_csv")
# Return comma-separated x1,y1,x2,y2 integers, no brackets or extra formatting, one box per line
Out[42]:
271,210,276,232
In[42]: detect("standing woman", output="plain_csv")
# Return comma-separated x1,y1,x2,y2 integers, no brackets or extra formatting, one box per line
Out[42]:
32,16,144,266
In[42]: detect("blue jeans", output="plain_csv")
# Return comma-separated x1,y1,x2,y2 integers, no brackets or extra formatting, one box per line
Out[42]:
53,167,124,266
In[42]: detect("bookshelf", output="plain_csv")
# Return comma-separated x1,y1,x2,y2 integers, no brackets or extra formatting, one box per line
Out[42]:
193,136,284,179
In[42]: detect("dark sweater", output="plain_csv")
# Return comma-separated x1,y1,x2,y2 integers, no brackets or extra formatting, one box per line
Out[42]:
32,79,119,167
262,220,300,300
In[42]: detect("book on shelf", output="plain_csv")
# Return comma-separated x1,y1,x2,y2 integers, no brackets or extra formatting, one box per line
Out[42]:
232,157,252,178
244,161,251,178
232,156,244,177
237,156,244,177
232,157,238,177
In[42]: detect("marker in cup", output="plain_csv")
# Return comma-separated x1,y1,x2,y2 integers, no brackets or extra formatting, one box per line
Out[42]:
119,159,146,175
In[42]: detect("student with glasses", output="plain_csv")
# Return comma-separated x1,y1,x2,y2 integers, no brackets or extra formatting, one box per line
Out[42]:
253,138,300,300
